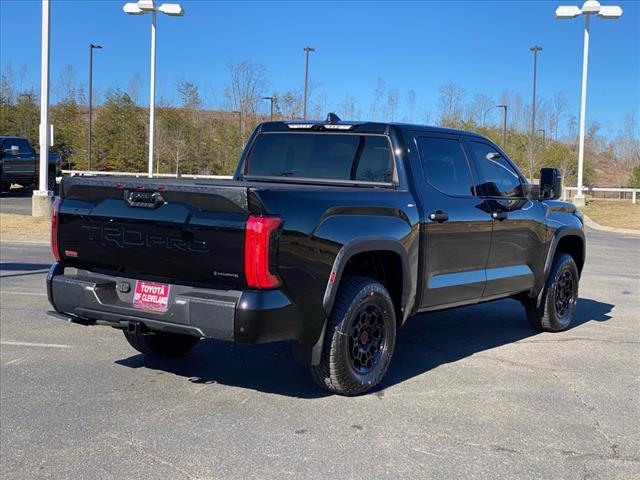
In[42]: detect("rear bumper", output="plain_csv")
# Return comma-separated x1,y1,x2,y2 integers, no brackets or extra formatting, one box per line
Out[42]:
46,263,301,344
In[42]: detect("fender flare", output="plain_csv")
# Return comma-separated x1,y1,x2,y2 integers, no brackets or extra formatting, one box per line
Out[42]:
322,237,412,317
536,226,585,307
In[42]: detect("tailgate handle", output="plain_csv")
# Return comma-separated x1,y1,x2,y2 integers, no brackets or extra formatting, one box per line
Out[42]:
126,191,165,209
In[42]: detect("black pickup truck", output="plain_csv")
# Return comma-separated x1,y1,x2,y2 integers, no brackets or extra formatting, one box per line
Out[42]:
47,116,585,395
1,135,61,193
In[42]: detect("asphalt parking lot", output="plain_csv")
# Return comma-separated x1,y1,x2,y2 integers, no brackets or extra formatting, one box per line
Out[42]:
0,188,39,215
0,229,638,479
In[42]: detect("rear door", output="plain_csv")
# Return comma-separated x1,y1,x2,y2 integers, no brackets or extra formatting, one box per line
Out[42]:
14,139,36,180
464,139,547,298
412,133,493,310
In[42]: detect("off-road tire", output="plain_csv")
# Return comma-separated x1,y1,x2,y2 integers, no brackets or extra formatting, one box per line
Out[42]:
123,330,200,358
310,276,396,396
526,252,579,332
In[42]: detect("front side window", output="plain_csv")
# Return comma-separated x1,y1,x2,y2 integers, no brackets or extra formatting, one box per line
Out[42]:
245,133,393,183
466,141,523,198
416,136,475,197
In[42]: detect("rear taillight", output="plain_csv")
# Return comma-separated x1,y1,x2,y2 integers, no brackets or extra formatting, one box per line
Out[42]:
244,215,282,289
51,197,61,261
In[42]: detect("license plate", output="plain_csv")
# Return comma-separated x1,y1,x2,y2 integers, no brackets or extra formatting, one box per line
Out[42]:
133,280,170,312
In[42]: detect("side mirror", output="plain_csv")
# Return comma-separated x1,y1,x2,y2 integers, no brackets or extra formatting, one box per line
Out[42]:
539,167,562,200
476,181,502,197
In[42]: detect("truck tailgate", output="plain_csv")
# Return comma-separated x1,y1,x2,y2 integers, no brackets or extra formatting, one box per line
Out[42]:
57,177,250,288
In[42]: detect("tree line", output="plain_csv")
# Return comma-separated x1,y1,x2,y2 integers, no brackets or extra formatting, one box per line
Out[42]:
1,61,638,186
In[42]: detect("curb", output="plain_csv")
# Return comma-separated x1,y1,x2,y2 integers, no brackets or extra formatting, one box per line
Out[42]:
582,214,640,237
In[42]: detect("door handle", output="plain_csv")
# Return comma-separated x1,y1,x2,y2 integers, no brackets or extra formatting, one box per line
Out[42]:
492,210,508,221
429,211,449,223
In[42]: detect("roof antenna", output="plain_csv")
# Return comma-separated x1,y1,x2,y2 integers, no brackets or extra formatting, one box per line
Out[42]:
326,112,341,123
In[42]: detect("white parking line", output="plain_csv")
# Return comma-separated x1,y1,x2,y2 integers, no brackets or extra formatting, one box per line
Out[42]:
3,358,25,366
1,341,70,349
0,291,47,297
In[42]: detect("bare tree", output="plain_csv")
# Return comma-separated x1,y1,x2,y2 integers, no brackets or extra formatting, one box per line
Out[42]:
2,63,16,104
549,91,568,140
614,113,640,167
467,93,494,126
338,93,359,120
438,82,465,126
127,73,142,106
55,65,77,103
421,107,433,125
224,60,269,118
438,81,465,126
369,78,386,121
406,90,417,123
276,90,302,120
565,114,578,146
385,88,399,121
508,91,525,131
18,64,28,95
311,92,327,120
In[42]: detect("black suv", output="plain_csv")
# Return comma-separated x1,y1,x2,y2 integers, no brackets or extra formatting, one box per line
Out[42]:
47,118,585,395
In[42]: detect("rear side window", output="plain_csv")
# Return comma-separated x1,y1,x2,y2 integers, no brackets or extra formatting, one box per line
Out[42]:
245,133,393,183
466,141,523,198
416,137,475,197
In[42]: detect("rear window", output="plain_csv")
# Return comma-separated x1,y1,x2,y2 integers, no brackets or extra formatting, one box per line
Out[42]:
244,133,394,183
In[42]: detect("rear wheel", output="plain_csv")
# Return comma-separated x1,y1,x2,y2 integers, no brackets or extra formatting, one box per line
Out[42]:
310,276,396,396
525,252,579,332
123,330,200,358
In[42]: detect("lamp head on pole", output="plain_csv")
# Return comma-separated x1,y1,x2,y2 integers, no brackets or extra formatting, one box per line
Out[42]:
158,4,184,16
90,44,103,50
123,1,184,16
555,1,622,19
581,0,601,13
123,2,145,14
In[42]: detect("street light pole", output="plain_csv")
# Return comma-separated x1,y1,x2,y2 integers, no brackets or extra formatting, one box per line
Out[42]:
148,8,157,178
303,46,315,120
496,104,508,149
262,96,274,121
529,45,542,182
32,0,51,217
555,1,623,206
123,1,184,178
88,43,102,171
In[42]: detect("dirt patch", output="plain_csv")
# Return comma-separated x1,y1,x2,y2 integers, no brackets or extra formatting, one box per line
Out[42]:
0,213,50,242
582,200,640,231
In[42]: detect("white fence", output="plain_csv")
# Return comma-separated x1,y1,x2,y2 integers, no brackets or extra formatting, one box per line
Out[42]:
563,186,638,204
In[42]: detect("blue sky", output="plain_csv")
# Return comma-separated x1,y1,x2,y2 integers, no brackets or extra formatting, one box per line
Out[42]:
1,0,639,135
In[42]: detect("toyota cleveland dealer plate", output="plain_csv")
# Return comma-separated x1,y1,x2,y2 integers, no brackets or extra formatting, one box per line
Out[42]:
133,280,170,312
